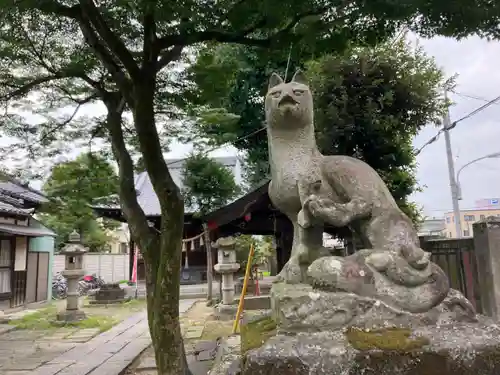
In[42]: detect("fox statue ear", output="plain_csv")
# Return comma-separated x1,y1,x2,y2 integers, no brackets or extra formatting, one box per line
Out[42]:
268,73,284,90
291,70,307,85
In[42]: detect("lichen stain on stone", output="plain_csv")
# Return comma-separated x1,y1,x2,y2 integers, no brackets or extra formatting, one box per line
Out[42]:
346,327,430,352
351,348,500,375
241,316,277,355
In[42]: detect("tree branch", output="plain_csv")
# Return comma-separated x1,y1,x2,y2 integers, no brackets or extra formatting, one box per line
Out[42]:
29,2,131,99
0,75,60,100
156,45,184,72
18,93,94,159
19,25,57,74
141,3,159,73
0,67,105,102
18,23,106,94
53,84,100,105
158,30,272,50
33,0,80,18
75,12,135,106
37,92,97,144
157,8,327,50
79,0,141,80
103,92,155,252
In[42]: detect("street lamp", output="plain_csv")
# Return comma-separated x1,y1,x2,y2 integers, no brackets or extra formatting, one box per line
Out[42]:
456,152,500,200
450,151,500,239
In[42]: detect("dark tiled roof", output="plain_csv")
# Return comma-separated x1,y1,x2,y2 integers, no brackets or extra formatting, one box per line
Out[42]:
202,180,270,224
0,222,56,237
93,156,239,217
0,201,34,216
92,171,168,216
0,177,48,205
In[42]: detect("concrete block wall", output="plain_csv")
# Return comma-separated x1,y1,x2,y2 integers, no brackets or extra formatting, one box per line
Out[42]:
53,253,129,283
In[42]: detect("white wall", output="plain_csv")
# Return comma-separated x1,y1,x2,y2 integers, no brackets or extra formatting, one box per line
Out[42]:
14,236,27,271
53,253,130,283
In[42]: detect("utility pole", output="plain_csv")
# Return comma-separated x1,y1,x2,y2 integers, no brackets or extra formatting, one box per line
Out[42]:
443,89,462,238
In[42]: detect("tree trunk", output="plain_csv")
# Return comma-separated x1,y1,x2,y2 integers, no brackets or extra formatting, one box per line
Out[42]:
202,224,213,303
103,91,191,375
132,80,192,375
144,235,190,375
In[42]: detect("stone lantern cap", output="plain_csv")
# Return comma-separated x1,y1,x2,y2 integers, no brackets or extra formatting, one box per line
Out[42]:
59,230,88,255
213,236,236,250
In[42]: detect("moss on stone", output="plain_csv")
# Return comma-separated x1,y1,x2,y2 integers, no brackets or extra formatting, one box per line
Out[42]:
346,327,429,352
241,316,277,354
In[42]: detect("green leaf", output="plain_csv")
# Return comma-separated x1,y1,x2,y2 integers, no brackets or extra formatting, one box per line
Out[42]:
39,152,119,251
181,153,241,215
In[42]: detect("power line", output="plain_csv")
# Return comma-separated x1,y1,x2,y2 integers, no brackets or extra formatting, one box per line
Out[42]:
415,92,500,156
35,126,267,194
166,126,265,167
453,94,500,124
453,91,500,105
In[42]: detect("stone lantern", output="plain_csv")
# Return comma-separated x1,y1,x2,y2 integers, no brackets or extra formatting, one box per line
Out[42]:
57,230,87,322
213,237,240,315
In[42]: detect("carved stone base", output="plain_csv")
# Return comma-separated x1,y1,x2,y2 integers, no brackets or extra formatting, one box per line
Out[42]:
243,320,500,375
307,250,452,314
93,283,126,303
215,303,238,321
56,309,86,323
88,297,131,305
271,283,476,334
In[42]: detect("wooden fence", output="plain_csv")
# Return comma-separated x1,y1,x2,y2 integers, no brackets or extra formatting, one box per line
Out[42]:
420,236,482,313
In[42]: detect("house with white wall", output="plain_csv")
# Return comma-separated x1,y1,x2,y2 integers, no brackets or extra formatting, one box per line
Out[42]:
0,177,55,311
93,156,243,284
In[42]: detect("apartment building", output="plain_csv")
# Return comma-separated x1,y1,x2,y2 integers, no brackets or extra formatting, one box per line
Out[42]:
444,206,500,238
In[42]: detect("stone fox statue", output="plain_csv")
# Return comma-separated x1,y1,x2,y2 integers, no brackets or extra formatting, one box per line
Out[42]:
265,70,430,284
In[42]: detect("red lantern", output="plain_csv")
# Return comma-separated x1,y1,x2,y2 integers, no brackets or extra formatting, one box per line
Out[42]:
244,213,252,222
207,221,218,230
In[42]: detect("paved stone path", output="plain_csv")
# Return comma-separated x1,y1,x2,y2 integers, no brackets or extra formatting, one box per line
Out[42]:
0,299,198,375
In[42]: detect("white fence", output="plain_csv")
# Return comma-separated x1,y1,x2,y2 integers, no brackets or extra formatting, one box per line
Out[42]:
53,253,130,283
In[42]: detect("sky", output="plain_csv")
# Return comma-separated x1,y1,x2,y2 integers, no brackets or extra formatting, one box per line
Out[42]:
408,35,500,218
164,34,500,219
5,34,500,219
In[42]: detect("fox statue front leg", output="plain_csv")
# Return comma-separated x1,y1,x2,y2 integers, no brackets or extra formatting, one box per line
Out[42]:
275,181,330,284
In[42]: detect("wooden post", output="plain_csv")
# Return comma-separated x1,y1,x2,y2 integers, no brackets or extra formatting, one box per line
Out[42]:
202,223,213,303
232,244,254,334
128,238,135,281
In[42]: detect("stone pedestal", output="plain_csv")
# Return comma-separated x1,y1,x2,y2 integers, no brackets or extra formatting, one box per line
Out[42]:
89,283,127,305
270,283,476,334
58,268,86,322
213,237,240,316
243,320,500,374
242,280,487,374
57,309,86,322
57,231,87,323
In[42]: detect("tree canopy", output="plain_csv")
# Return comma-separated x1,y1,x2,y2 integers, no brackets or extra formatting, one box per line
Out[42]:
38,152,119,251
308,39,447,221
0,1,499,374
186,38,447,222
182,154,241,215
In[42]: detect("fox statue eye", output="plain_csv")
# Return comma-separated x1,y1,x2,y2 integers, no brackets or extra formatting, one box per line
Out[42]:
271,90,281,98
293,89,304,96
